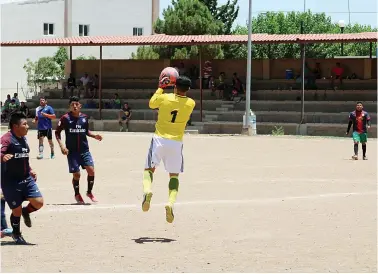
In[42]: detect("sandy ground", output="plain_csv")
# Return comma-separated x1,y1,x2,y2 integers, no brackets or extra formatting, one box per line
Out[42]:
1,131,377,273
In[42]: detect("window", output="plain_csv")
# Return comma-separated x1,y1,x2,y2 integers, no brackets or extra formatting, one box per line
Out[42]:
133,27,143,36
79,24,90,36
43,23,54,35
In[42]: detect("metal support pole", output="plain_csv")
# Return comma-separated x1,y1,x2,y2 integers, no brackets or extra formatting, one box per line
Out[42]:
341,28,344,56
199,47,203,122
242,0,253,132
300,22,306,124
369,42,373,58
16,82,18,96
99,46,103,120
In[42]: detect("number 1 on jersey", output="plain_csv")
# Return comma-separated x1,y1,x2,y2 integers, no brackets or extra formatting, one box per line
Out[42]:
171,110,178,123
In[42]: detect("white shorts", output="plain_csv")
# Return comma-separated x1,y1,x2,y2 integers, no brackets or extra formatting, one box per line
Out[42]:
144,135,184,174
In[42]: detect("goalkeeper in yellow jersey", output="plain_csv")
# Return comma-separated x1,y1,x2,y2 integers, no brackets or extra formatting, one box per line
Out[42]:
142,75,195,223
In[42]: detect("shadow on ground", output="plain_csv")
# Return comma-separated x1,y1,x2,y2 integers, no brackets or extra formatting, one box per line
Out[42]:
132,237,176,244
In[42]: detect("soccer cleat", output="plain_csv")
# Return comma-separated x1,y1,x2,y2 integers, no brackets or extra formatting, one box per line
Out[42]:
142,192,153,212
36,154,43,160
12,233,27,245
119,126,124,132
86,192,98,203
75,194,85,204
352,155,358,160
51,153,55,159
165,204,174,223
363,156,368,160
22,208,32,228
1,228,13,238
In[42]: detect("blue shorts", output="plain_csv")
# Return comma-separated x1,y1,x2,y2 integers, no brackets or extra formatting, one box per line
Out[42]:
67,151,94,173
1,176,42,209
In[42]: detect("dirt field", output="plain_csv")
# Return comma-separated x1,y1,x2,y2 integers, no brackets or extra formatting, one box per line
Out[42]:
1,131,377,273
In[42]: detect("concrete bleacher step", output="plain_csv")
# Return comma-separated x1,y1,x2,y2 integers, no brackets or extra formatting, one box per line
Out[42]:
216,107,230,111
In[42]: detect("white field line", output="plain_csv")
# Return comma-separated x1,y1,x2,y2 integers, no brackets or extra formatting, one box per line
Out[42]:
38,191,376,214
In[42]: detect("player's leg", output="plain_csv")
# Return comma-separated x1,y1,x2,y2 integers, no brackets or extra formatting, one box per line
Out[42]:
2,184,27,244
352,132,360,160
163,142,184,223
21,176,44,228
37,131,45,159
81,151,97,202
361,133,368,160
67,153,85,203
1,194,13,238
125,119,130,132
47,129,55,159
142,137,162,212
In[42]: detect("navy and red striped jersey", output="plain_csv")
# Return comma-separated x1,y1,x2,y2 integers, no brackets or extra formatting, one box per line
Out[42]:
349,110,371,133
1,131,31,181
55,112,90,153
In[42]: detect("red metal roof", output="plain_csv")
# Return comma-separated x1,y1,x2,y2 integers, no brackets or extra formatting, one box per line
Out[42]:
1,32,376,47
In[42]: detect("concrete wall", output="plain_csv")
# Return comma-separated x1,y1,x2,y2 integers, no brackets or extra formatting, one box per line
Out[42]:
69,58,376,84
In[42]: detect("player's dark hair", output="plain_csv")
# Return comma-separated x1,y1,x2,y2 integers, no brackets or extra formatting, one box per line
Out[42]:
356,101,363,105
39,96,46,100
69,96,80,104
9,111,27,129
175,76,191,93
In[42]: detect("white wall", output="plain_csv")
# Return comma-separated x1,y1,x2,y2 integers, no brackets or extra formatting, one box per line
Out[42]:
0,0,153,100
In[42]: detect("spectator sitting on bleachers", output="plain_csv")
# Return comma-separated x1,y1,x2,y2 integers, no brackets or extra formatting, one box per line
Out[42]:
110,93,121,109
118,102,132,132
19,102,31,118
63,73,76,98
4,94,11,109
217,72,226,99
8,99,18,114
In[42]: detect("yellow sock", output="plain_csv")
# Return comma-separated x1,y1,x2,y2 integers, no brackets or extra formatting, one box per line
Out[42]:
168,176,179,205
143,170,153,194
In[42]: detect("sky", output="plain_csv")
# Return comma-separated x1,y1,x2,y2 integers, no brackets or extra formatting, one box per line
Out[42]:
161,0,378,28
0,0,376,28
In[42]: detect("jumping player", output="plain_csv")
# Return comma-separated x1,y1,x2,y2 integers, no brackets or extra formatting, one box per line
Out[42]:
55,96,103,203
141,76,195,223
32,97,56,159
346,101,371,160
1,112,44,244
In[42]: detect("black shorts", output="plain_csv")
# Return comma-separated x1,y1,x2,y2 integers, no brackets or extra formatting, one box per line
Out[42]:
37,129,53,140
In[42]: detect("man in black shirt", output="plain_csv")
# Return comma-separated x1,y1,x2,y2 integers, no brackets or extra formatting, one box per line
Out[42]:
63,73,76,98
1,112,44,244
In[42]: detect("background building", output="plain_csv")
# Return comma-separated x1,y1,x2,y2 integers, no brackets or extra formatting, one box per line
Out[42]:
0,0,159,99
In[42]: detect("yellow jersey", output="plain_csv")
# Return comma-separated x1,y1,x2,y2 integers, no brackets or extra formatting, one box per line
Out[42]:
149,88,195,142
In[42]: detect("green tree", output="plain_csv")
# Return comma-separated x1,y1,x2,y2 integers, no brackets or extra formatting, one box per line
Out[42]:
131,46,160,59
200,0,239,35
132,0,223,60
23,57,61,91
76,54,97,60
53,47,69,76
230,11,377,59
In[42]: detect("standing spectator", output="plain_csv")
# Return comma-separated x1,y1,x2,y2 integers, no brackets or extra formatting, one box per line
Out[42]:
80,73,91,98
90,74,98,98
331,62,344,89
63,73,76,98
203,61,212,88
19,102,31,118
217,72,226,99
12,93,20,107
118,103,132,132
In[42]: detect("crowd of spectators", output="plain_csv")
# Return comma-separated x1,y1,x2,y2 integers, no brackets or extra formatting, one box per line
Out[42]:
1,93,31,123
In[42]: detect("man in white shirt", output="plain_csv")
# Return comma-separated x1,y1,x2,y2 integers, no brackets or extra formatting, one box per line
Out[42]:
80,73,91,98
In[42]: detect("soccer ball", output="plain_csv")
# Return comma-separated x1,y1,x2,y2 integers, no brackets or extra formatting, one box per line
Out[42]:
159,67,179,87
